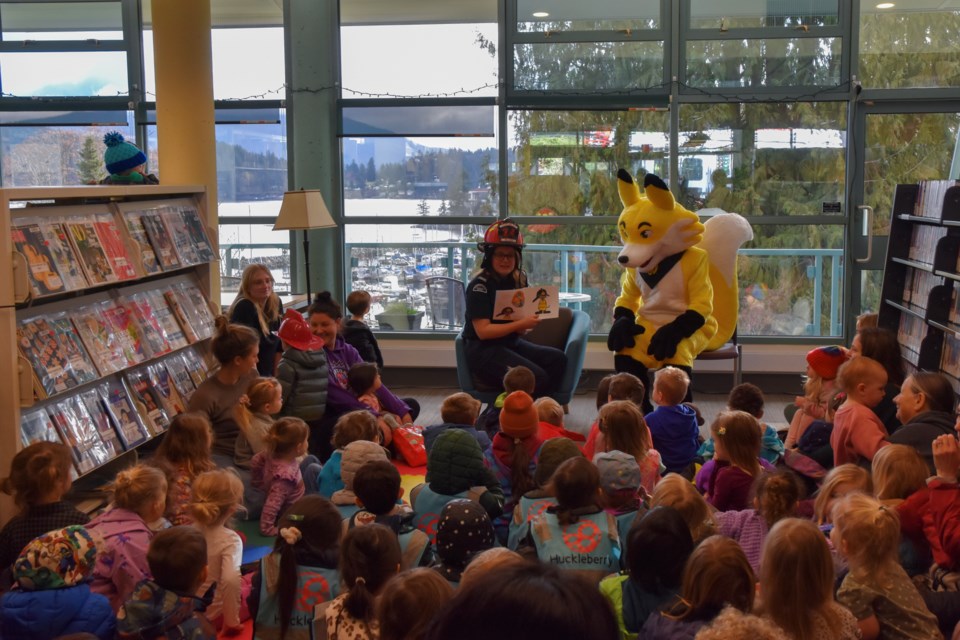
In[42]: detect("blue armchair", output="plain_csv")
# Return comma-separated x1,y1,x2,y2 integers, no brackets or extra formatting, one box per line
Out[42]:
455,306,590,409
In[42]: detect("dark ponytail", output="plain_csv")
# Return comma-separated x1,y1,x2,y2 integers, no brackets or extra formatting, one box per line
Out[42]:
509,439,535,500
340,524,400,622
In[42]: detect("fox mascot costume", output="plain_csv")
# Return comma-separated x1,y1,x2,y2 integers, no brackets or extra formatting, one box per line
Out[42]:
607,170,752,408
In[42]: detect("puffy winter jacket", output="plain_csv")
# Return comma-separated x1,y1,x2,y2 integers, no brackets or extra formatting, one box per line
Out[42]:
887,410,956,474
1,583,116,640
276,346,328,421
426,429,504,518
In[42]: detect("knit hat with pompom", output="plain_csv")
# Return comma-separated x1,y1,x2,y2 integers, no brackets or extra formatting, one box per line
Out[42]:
103,131,147,175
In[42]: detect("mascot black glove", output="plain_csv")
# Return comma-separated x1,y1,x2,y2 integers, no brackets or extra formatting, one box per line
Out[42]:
607,306,645,352
648,310,706,361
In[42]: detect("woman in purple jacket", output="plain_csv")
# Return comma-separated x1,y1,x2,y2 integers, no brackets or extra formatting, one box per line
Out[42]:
307,292,419,461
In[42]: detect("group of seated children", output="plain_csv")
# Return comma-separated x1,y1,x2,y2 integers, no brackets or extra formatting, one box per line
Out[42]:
4,312,960,639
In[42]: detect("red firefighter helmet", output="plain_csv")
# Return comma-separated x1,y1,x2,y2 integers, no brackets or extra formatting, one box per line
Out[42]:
478,218,524,252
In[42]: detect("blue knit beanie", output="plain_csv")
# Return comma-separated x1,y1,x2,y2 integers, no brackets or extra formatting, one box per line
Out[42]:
103,131,147,174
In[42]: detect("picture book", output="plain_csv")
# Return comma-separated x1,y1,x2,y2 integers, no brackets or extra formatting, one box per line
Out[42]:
73,302,127,375
163,287,200,343
122,292,172,358
48,396,111,473
179,348,208,388
148,362,187,415
17,314,75,397
48,311,100,386
124,368,171,435
93,212,137,280
162,206,202,266
141,212,181,270
143,288,189,349
63,217,118,285
20,407,64,448
101,379,150,448
493,285,560,321
173,281,216,339
35,219,88,290
178,204,216,263
78,388,123,458
11,221,65,296
120,211,162,275
162,354,197,401
101,300,148,367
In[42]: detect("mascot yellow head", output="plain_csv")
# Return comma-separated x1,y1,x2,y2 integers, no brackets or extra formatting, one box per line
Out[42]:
616,169,704,274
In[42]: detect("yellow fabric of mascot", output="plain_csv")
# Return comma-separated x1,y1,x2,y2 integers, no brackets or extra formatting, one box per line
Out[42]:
607,170,753,372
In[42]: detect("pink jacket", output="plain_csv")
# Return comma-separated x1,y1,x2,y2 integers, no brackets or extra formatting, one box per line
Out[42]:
831,402,888,466
251,452,305,537
86,507,154,612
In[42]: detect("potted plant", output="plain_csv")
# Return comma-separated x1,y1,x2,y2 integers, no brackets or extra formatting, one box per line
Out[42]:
375,300,424,331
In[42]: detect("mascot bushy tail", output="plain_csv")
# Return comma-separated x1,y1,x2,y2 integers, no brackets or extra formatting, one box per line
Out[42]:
608,170,753,381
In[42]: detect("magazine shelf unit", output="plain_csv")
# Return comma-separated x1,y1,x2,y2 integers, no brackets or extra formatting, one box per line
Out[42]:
0,185,216,524
878,181,960,394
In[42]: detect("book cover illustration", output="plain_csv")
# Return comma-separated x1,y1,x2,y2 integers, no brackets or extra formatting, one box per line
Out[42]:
143,288,189,349
121,211,162,275
78,388,123,458
124,368,171,435
163,354,197,401
20,407,63,448
101,379,150,448
17,315,75,397
141,213,181,270
163,287,200,343
47,312,100,386
93,213,137,280
63,217,118,285
122,292,172,358
161,206,202,266
493,285,560,321
147,362,187,415
73,303,127,375
35,219,89,290
178,204,216,263
179,348,208,388
48,397,111,473
11,222,64,296
174,281,216,340
101,300,148,367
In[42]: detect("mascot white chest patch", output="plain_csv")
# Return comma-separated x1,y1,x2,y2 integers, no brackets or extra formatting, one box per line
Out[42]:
634,265,689,325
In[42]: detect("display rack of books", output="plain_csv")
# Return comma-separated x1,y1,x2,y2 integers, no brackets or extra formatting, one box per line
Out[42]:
878,180,960,394
0,186,216,521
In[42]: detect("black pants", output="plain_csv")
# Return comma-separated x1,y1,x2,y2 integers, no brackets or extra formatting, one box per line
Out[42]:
309,397,421,463
465,338,567,398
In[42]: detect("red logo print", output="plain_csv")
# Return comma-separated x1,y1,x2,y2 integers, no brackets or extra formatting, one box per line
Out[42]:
562,520,601,553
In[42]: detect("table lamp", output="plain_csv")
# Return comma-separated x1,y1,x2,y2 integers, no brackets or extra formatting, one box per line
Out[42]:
273,189,337,298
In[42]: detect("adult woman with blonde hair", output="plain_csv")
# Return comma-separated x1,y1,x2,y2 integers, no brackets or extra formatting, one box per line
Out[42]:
229,263,284,376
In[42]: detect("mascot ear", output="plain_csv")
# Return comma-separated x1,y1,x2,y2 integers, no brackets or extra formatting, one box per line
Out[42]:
643,173,675,211
617,168,642,207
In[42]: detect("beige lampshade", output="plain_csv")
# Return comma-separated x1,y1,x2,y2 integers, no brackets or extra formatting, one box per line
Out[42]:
273,189,337,231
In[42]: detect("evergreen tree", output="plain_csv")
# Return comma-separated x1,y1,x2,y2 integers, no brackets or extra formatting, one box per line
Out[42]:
77,135,103,183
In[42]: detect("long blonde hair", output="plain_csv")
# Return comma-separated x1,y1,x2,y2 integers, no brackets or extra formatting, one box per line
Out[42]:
831,492,901,589
872,444,929,503
650,473,717,543
190,468,245,526
813,464,872,525
236,377,281,431
597,400,652,461
229,263,281,334
759,518,844,639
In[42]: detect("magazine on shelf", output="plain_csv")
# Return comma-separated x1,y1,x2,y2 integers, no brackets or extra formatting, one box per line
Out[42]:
35,219,89,290
143,288,190,349
48,396,111,473
20,407,64,448
141,213,181,270
63,216,118,285
78,388,123,458
17,314,76,397
73,302,127,376
101,300,148,367
162,206,202,266
174,281,216,339
148,362,187,415
162,354,197,401
124,368,172,435
163,287,200,343
492,285,560,321
47,312,100,386
122,292,172,358
11,221,65,296
178,204,216,263
179,348,209,388
93,212,138,280
120,211,163,275
101,379,151,448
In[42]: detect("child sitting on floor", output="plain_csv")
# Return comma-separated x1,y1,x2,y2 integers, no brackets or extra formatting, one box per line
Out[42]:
699,383,784,464
348,361,401,446
318,410,381,498
476,366,536,436
831,356,890,467
422,391,491,453
645,367,700,478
